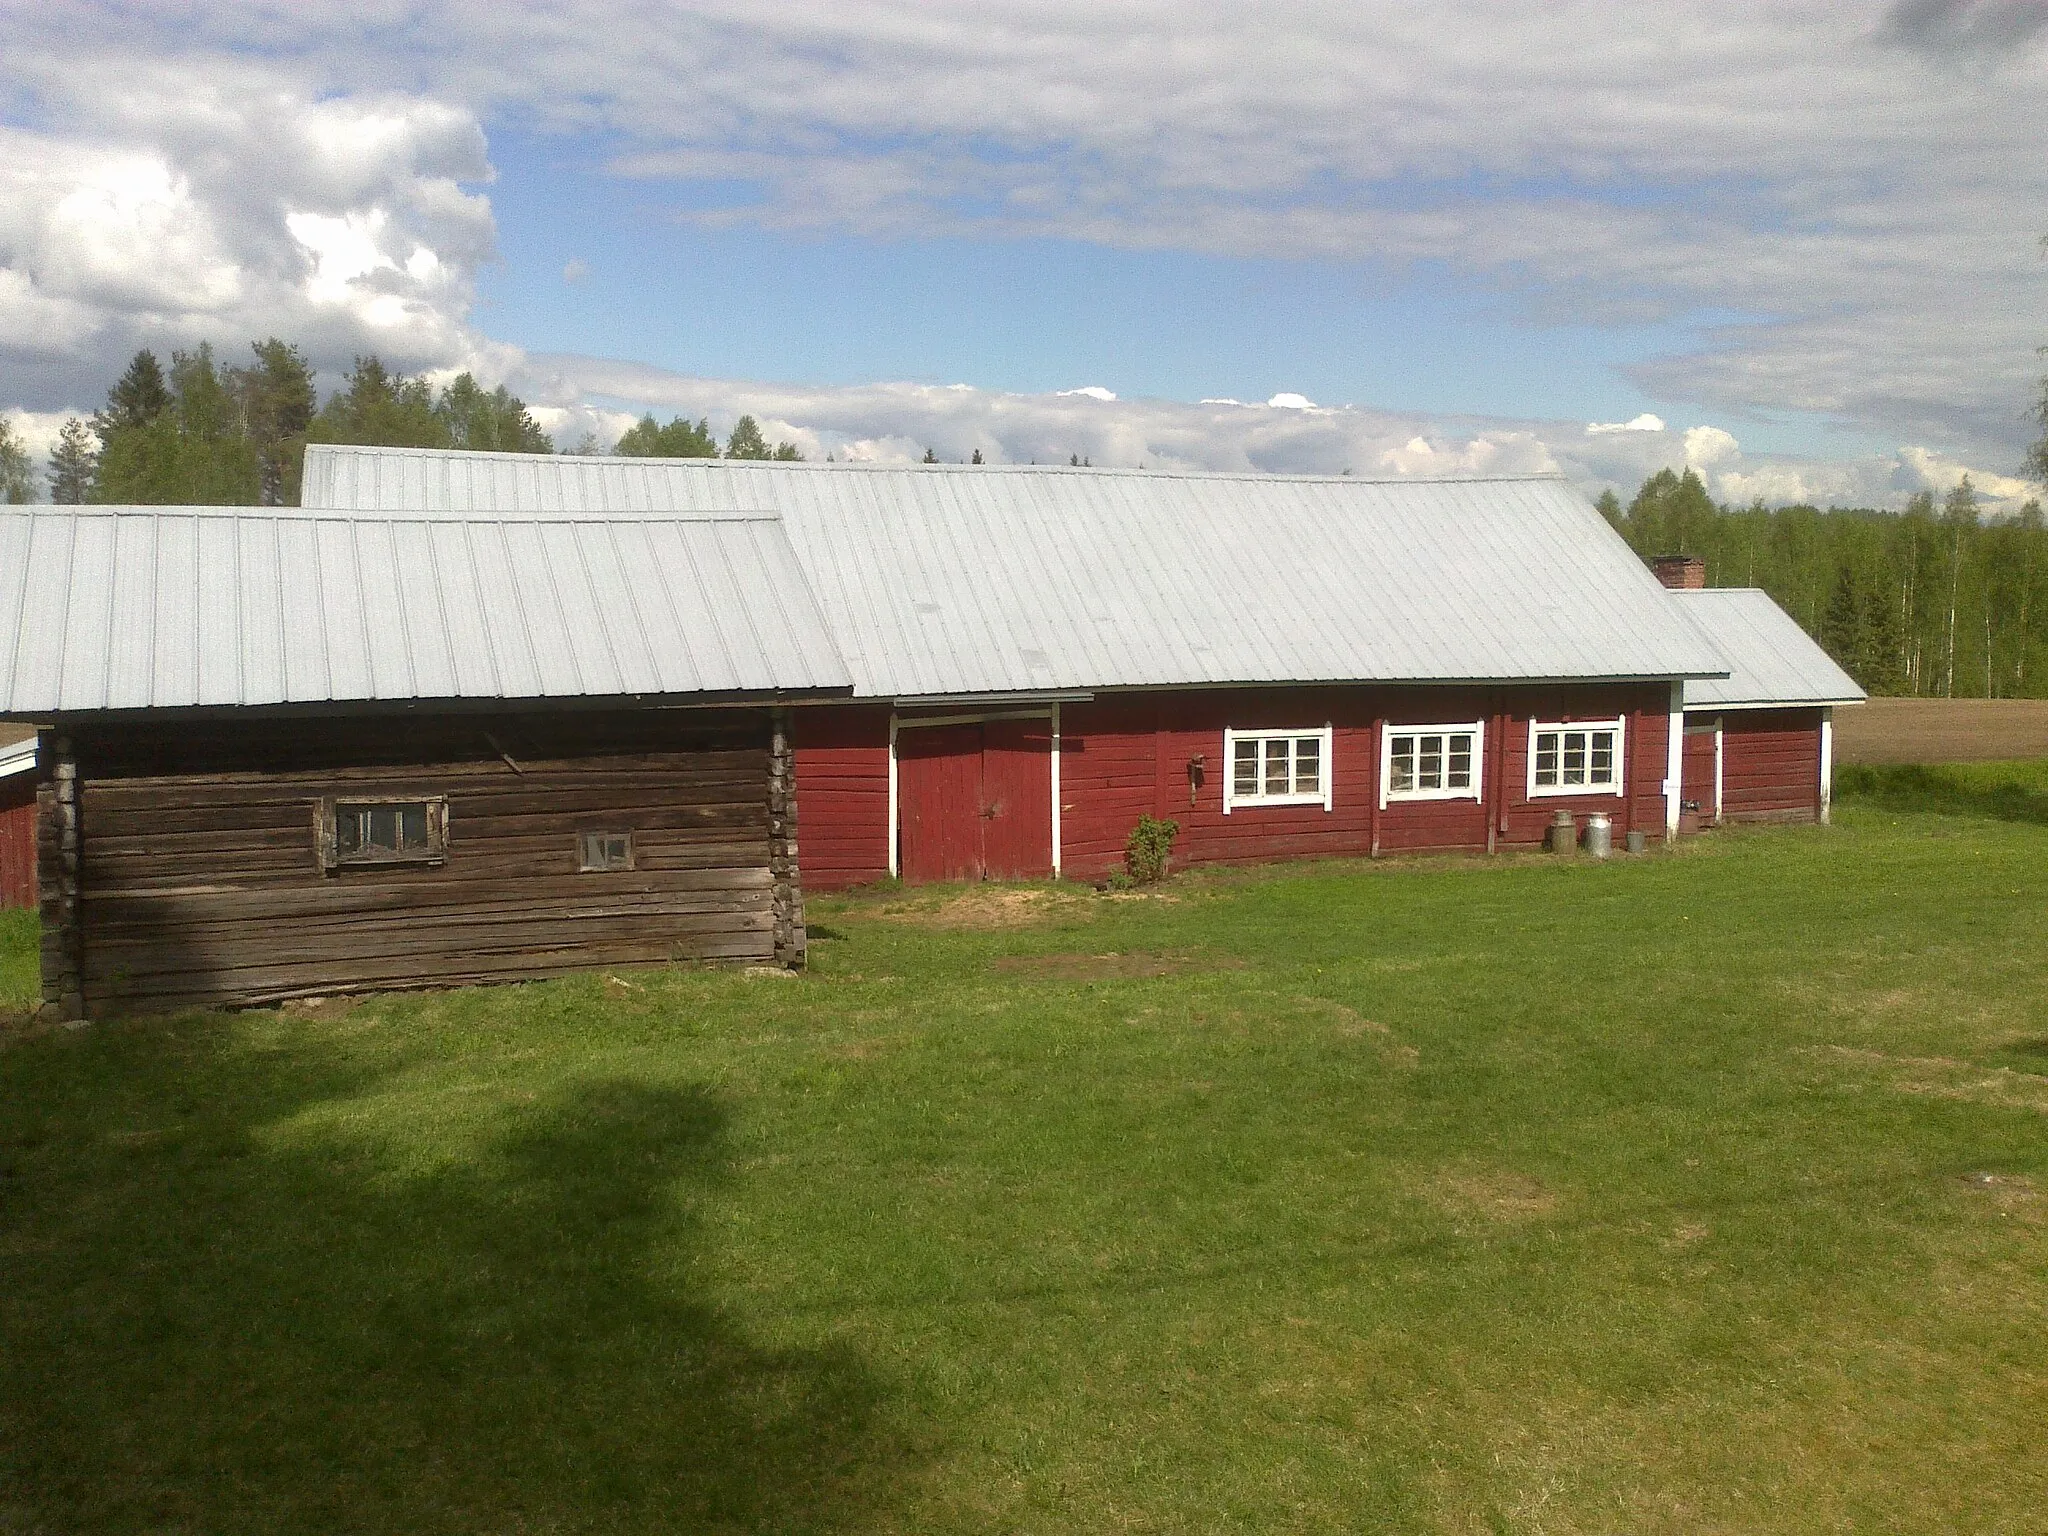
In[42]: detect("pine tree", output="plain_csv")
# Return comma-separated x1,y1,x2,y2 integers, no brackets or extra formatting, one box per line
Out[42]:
1595,488,1622,528
1862,582,1908,694
1819,565,1862,675
228,339,315,505
970,448,984,465
307,357,447,449
434,374,551,453
725,416,771,460
96,351,171,435
0,418,32,503
47,418,95,503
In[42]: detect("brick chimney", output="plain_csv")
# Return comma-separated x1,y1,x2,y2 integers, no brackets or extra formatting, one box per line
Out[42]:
1651,554,1706,590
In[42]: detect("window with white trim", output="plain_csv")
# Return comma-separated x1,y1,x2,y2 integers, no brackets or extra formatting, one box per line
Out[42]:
1528,718,1626,796
1379,722,1485,806
1222,726,1333,812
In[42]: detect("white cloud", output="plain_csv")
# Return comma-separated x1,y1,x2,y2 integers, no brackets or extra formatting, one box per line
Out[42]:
0,68,496,409
1266,393,1317,410
1055,385,1116,400
1587,414,1665,434
561,258,589,283
2,3,2046,471
1683,424,1741,470
513,352,2039,515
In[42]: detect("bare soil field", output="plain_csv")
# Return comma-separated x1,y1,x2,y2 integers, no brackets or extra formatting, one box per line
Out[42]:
1834,697,2048,764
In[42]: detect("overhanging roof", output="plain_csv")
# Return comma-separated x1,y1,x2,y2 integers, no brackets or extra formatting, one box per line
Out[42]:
1672,588,1865,710
304,448,1732,698
0,506,851,716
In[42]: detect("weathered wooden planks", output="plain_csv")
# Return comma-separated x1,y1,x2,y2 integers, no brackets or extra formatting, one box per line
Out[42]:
60,709,795,1016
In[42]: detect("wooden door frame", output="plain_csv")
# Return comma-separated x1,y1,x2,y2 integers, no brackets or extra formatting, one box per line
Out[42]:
888,705,1061,879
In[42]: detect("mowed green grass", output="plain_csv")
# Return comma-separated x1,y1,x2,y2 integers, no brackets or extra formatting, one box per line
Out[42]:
3,775,2047,1534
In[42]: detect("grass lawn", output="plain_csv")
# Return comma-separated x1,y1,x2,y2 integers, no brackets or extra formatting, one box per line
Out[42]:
3,772,2046,1533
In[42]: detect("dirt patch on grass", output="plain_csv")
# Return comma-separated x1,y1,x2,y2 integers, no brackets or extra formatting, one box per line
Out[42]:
1418,1165,1562,1223
1291,996,1421,1066
1811,1045,2048,1115
870,887,1087,930
1957,1171,2043,1224
992,951,1243,982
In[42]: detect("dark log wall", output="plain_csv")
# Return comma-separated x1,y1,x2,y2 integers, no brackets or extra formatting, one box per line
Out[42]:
1719,708,1823,823
54,709,791,1018
0,774,34,909
791,684,1675,889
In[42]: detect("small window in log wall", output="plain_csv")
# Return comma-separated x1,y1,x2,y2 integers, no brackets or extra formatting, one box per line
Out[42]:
579,832,636,872
318,796,449,871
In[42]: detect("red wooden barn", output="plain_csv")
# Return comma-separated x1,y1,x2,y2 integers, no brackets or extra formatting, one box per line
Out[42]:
0,733,35,909
1658,566,1865,828
303,448,1790,887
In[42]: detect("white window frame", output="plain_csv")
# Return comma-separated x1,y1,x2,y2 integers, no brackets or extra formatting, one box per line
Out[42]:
1378,721,1486,808
1222,725,1334,813
1527,716,1627,799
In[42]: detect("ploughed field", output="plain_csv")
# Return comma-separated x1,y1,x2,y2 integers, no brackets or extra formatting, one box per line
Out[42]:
1833,696,2048,764
3,767,2047,1534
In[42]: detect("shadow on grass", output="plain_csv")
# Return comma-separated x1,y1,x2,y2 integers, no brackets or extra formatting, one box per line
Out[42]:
0,1023,917,1534
1835,761,2048,826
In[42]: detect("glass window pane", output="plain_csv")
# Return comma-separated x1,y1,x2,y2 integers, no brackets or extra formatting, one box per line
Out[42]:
1418,734,1443,790
1294,737,1320,795
1264,738,1290,795
399,805,428,849
1448,733,1472,790
1535,732,1559,787
369,807,400,850
1563,731,1587,786
1590,731,1614,784
338,810,364,855
1390,737,1415,793
1233,739,1259,797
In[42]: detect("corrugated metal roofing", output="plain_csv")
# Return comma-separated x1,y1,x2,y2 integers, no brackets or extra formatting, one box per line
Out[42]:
1672,588,1865,709
304,447,1732,698
0,506,851,715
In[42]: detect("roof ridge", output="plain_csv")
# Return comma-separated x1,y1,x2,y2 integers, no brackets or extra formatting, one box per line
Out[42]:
301,443,1568,487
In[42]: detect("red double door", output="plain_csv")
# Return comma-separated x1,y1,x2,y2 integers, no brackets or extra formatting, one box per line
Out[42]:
897,718,1054,882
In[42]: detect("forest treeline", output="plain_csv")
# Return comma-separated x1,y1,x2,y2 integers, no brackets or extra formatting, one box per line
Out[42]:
0,337,803,509
1603,468,2048,698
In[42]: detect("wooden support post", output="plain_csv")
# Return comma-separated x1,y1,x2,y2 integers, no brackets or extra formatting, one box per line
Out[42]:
767,708,806,969
37,731,84,1021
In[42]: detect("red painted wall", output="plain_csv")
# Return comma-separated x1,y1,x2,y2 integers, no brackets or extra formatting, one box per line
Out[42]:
0,775,35,910
794,683,1676,888
1719,708,1823,822
791,704,892,890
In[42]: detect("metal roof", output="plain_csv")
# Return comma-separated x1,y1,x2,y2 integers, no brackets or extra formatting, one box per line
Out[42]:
304,447,1732,699
1671,588,1865,710
0,506,851,716
0,733,33,778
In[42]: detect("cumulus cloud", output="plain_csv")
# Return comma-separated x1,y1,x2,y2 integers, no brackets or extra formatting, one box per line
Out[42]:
504,353,2041,516
0,63,498,409
1588,414,1666,434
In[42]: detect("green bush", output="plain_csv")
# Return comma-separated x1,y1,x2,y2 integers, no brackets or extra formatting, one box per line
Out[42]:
1124,815,1180,884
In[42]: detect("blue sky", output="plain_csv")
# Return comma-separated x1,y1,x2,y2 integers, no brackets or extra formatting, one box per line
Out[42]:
0,2,2043,506
478,130,1863,457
